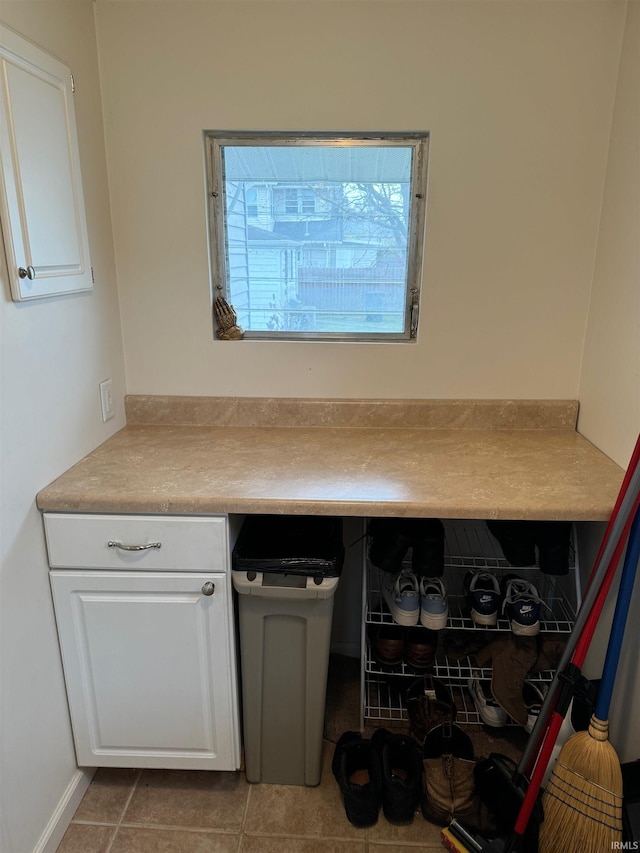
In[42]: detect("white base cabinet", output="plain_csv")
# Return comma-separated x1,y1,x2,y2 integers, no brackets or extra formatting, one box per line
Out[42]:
45,514,240,770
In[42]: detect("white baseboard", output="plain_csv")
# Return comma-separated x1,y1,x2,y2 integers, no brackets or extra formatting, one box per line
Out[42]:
34,767,95,853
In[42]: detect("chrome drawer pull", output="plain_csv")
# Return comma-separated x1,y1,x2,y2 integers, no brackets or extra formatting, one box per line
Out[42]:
107,540,162,552
202,582,215,596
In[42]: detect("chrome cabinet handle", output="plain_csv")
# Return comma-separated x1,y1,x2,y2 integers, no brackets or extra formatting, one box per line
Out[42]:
18,266,36,280
107,540,162,552
202,582,215,596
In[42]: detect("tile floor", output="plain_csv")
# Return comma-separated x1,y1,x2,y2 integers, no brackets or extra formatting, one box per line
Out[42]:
56,657,527,853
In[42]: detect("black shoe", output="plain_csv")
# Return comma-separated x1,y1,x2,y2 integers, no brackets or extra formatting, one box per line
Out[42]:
370,728,423,824
368,519,412,573
487,521,536,566
535,521,571,575
408,518,445,577
332,731,382,827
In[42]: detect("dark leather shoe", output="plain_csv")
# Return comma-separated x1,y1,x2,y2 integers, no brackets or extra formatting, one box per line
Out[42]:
332,731,382,827
372,625,405,667
371,728,423,824
405,625,437,671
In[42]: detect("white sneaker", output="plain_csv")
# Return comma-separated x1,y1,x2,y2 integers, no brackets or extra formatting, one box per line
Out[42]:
468,674,508,727
419,576,448,630
382,570,420,626
523,681,548,733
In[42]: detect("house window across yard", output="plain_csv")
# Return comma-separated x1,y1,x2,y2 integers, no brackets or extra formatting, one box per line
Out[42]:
205,132,429,341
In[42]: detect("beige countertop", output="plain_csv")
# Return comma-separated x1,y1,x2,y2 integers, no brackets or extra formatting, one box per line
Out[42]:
36,397,624,521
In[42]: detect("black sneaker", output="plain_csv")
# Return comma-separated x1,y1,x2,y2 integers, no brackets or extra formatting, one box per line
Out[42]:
370,728,423,824
464,570,500,626
332,731,382,827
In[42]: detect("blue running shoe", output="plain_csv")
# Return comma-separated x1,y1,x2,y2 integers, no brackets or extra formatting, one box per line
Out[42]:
502,577,542,636
419,576,448,630
382,570,420,626
464,570,500,626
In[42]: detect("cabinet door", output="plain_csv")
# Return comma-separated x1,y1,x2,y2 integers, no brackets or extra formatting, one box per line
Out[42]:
50,571,240,770
0,27,92,300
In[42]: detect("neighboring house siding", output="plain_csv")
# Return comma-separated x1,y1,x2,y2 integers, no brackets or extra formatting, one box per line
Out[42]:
224,181,250,322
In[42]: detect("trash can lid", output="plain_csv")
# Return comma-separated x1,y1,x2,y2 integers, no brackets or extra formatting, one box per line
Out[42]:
232,515,344,578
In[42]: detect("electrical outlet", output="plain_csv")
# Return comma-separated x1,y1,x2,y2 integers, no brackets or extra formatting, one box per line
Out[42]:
99,379,115,422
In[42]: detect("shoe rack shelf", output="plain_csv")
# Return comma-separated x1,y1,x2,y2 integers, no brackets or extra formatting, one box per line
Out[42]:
361,519,580,729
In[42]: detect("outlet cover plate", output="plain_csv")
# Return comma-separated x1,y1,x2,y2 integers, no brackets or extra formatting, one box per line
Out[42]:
99,379,114,422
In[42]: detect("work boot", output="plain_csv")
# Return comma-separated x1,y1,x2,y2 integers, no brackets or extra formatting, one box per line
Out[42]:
421,723,476,825
476,634,537,726
534,633,568,672
403,675,456,742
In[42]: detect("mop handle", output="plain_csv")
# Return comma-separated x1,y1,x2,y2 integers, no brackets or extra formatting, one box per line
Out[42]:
594,506,640,721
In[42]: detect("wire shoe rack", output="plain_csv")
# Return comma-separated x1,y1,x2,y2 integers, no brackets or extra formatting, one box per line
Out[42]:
361,519,580,727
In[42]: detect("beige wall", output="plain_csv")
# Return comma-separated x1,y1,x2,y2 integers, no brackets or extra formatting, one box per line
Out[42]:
578,0,639,470
95,0,626,399
577,0,639,764
0,4,126,851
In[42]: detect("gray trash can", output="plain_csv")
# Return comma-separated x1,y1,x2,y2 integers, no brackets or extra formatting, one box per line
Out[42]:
232,516,343,787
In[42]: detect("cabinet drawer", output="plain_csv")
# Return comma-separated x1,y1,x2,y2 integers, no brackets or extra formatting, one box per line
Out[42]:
44,513,227,571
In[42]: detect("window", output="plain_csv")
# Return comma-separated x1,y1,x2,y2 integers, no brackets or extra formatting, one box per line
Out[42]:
246,187,258,218
205,132,429,341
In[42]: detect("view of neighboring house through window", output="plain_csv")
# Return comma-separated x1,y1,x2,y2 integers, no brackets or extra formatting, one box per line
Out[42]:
205,132,429,340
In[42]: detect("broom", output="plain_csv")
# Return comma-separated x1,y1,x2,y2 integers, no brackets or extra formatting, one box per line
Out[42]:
539,504,640,853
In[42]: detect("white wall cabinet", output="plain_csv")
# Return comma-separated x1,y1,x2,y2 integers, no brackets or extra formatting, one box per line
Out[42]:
0,26,93,300
44,513,240,771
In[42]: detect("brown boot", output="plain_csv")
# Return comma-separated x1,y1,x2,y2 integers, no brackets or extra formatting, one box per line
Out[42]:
490,635,537,726
534,633,567,672
403,677,456,743
421,724,476,825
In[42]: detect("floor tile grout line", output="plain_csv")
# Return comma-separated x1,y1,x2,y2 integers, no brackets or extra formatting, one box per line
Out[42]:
239,778,253,834
112,821,242,834
103,768,142,853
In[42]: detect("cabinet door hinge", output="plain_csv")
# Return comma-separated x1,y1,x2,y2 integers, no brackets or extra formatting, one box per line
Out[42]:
70,73,75,94
91,266,95,284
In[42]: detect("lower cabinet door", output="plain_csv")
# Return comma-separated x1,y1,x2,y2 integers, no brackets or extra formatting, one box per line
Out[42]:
50,570,240,770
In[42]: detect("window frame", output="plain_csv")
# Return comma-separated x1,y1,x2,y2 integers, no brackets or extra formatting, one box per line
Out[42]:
205,131,429,342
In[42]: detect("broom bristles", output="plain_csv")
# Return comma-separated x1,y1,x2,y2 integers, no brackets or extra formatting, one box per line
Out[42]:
539,716,623,853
